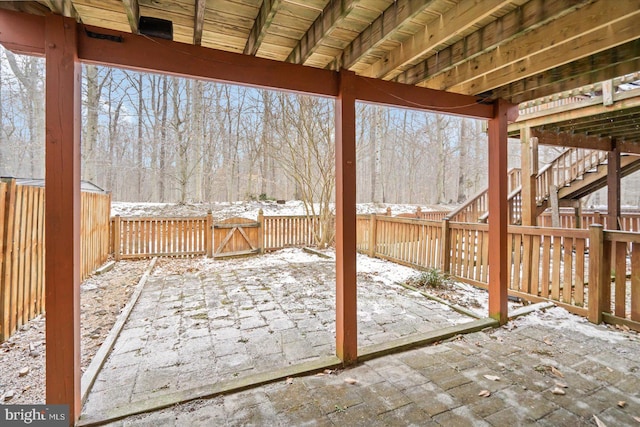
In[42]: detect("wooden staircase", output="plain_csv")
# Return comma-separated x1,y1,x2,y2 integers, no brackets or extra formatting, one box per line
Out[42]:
448,148,640,224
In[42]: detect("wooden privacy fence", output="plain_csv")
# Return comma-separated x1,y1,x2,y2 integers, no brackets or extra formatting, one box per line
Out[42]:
1,179,111,342
110,210,324,259
356,214,640,331
111,215,210,259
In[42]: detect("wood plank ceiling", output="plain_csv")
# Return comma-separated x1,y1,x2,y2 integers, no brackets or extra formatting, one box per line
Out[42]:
2,0,639,150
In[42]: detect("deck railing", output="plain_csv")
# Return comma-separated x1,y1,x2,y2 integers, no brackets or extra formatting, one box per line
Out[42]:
356,214,639,331
449,147,610,224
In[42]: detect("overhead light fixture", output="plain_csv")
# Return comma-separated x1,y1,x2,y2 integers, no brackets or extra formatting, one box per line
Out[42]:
138,16,173,41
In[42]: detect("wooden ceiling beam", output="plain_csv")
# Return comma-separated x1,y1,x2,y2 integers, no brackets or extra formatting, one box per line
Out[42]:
553,116,640,135
244,0,281,55
618,141,640,155
0,7,45,55
361,0,509,80
77,23,339,97
531,129,613,151
337,0,434,70
354,75,497,119
395,0,587,86
491,42,640,103
286,0,359,65
423,0,640,95
121,0,139,34
193,0,206,46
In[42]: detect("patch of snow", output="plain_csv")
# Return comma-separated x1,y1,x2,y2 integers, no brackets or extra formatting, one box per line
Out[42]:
356,253,416,286
511,306,625,344
111,200,451,219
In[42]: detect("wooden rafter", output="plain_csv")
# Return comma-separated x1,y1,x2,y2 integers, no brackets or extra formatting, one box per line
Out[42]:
121,0,139,34
193,0,206,45
395,0,590,85
42,0,78,19
0,9,496,119
511,88,640,129
519,72,640,109
487,41,640,103
422,0,640,95
337,0,434,70
286,0,359,65
360,0,510,79
244,0,281,55
0,1,50,15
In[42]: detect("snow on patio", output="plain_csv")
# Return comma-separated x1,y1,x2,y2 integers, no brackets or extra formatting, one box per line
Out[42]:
81,248,477,418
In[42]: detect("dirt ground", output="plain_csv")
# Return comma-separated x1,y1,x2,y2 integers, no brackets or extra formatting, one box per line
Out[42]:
0,259,149,404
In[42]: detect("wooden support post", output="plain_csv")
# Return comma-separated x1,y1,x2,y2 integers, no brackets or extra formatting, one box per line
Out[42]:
632,243,640,322
44,14,82,424
520,127,537,226
113,215,122,261
368,213,377,258
488,99,509,325
549,185,560,228
574,205,582,229
588,224,611,324
441,217,451,274
595,211,602,226
607,143,621,288
257,209,264,254
205,210,214,256
335,69,357,364
607,143,621,231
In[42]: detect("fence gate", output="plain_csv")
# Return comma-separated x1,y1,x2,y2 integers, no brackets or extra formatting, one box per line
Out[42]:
213,216,261,258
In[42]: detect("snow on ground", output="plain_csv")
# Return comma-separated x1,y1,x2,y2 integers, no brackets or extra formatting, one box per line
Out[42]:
111,200,452,219
510,305,626,344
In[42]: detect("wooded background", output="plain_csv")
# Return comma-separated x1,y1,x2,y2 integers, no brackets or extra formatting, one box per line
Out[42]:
1,47,639,208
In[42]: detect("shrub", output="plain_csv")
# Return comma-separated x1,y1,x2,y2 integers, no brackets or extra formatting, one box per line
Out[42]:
408,268,451,289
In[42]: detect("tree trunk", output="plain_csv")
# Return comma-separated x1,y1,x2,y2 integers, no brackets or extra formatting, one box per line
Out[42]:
159,76,168,202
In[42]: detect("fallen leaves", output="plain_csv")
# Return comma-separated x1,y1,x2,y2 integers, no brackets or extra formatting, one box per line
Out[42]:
478,390,491,398
554,381,568,389
543,337,553,346
285,377,293,385
18,367,29,377
344,377,358,385
550,366,564,378
617,401,626,408
550,387,566,395
593,415,607,427
483,374,500,382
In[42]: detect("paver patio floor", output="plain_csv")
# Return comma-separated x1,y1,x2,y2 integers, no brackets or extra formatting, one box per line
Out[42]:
81,250,474,421
80,250,640,426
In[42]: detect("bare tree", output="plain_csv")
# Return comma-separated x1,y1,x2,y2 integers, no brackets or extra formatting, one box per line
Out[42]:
272,93,335,248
